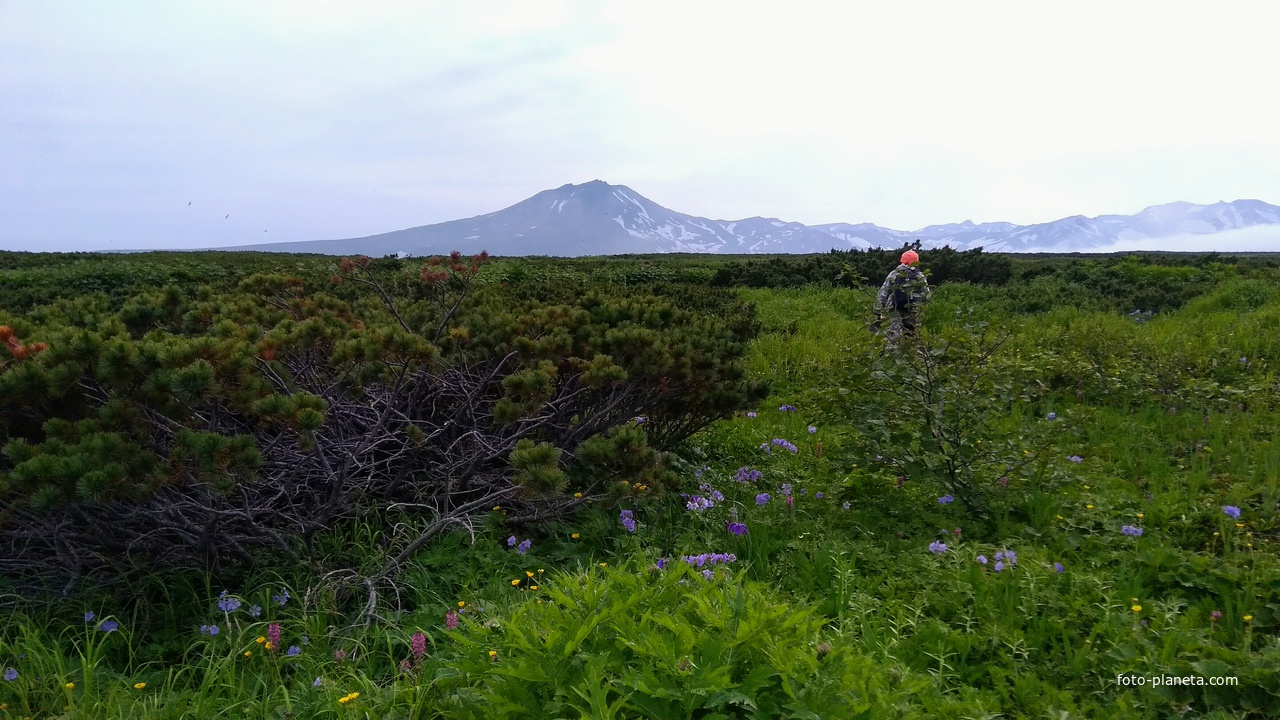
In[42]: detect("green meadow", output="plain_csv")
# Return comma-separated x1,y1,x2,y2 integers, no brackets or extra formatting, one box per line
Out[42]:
0,251,1277,718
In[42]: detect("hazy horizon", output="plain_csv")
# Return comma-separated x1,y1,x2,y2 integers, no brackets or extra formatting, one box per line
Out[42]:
4,1,1279,252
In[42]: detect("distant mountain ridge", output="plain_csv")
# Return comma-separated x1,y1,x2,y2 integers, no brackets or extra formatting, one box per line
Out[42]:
211,181,1280,257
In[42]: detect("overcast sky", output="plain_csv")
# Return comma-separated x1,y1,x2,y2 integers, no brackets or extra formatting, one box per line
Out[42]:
3,0,1279,252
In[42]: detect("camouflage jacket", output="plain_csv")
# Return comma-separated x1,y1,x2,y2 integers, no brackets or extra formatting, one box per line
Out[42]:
875,264,931,314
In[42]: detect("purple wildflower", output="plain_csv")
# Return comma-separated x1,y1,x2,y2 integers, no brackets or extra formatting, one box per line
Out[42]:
633,416,647,424
84,611,95,622
994,561,1005,572
976,555,988,565
1223,505,1241,519
779,404,795,412
517,539,532,554
1005,550,1017,565
842,501,851,510
701,569,715,580
507,536,517,547
780,483,792,497
771,438,799,453
746,411,757,418
99,619,119,633
313,677,323,687
1210,610,1223,621
755,493,771,505
808,425,817,434
411,631,427,659
816,491,824,499
445,611,458,630
286,646,301,657
4,668,17,682
1068,455,1083,463
1239,357,1247,364
1047,412,1056,420
1121,525,1144,536
1054,562,1064,573
994,551,1004,561
655,558,667,570
928,541,947,554
735,467,762,483
938,495,954,504
248,604,262,618
726,521,748,536
216,591,241,613
334,649,346,663
760,443,771,453
620,509,637,531
273,590,290,608
267,623,281,650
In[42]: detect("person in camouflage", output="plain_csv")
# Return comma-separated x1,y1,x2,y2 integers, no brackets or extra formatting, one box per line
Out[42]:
874,249,931,349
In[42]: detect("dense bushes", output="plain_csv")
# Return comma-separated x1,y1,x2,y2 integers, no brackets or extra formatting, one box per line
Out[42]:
0,253,766,593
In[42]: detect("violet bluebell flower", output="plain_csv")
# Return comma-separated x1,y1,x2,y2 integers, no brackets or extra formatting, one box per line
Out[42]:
842,501,851,510
286,646,301,657
746,411,757,418
760,443,771,453
701,569,715,580
273,590,290,608
655,558,667,570
313,677,323,687
938,495,954,504
1054,562,1064,573
84,611,95,622
1121,525,1144,536
779,404,795,412
976,555,988,564
620,509,637,532
755,493,770,505
99,619,119,633
517,539,532,554
808,425,817,434
248,604,262,618
994,561,1005,572
816,491,824,499
1068,455,1083,463
507,536,517,547
686,496,714,511
4,668,17,682
1223,505,1241,519
1047,412,1056,420
928,541,947,554
633,416,647,424
780,483,792,497
726,521,748,536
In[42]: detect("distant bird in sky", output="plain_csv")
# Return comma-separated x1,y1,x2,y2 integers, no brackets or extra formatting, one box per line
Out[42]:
188,201,191,206
225,214,229,219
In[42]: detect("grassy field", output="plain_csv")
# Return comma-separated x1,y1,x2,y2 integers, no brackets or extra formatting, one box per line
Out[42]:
1,278,1277,718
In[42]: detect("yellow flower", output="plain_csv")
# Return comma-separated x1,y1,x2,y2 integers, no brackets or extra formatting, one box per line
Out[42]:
1244,615,1254,622
265,642,274,651
66,682,75,689
134,682,146,690
349,692,360,700
256,636,266,644
1235,523,1245,528
1247,543,1253,548
1083,485,1090,490
1131,605,1142,613
574,493,582,498
511,579,520,586
598,562,607,567
571,533,580,539
244,651,252,657
537,569,544,574
1056,515,1063,520
526,571,534,578
493,506,501,511
458,601,466,608
1213,532,1219,536
338,697,350,705
488,650,498,659
1136,513,1144,519
1086,504,1094,509
530,585,539,591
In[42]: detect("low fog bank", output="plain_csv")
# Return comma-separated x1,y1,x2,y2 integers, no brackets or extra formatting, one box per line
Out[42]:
1071,225,1280,254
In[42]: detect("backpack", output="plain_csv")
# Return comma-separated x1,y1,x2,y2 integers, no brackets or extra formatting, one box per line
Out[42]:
888,270,917,311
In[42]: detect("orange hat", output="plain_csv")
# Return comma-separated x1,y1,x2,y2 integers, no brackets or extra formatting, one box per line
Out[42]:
900,250,920,265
